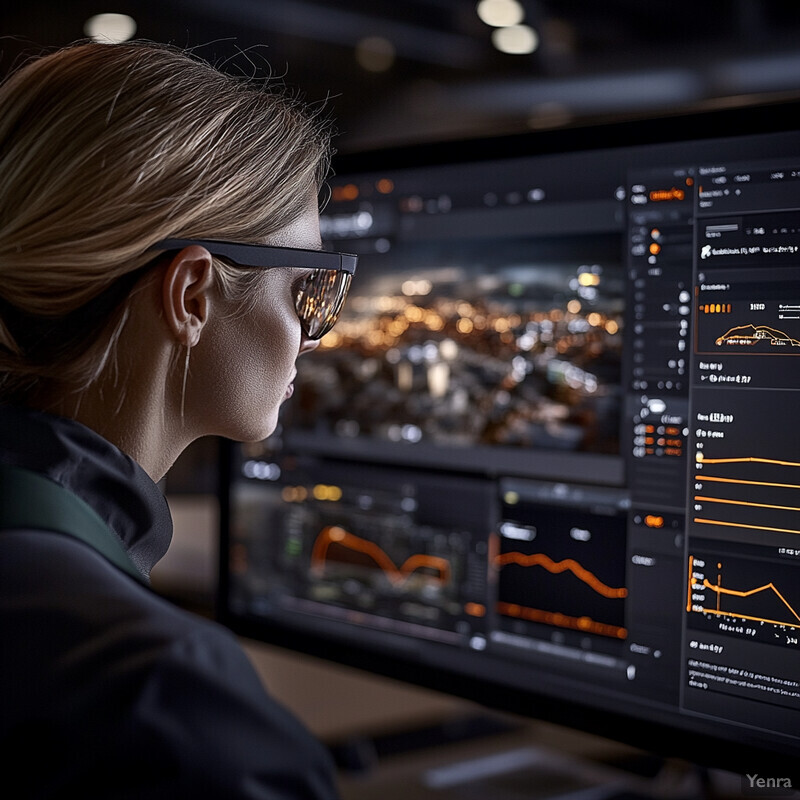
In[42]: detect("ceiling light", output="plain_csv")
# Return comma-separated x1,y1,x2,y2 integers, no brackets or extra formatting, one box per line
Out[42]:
476,0,525,27
355,36,396,73
84,13,137,43
492,25,539,55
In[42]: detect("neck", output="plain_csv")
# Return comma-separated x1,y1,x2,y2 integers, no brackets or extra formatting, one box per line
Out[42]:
40,348,192,484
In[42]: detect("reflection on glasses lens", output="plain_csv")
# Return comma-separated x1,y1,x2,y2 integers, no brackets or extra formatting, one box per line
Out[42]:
296,269,353,340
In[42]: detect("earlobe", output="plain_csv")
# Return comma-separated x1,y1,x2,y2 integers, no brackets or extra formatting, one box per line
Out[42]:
161,246,216,347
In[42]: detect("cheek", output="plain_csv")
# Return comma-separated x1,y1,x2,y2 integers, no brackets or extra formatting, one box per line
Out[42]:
191,301,302,439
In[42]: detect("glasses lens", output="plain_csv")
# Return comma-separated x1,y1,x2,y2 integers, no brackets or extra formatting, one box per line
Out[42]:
295,269,353,339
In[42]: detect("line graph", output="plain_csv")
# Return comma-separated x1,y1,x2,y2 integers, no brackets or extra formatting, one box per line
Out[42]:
698,456,800,469
496,601,627,639
700,579,800,626
687,554,800,641
495,549,628,638
695,495,800,514
689,392,800,546
695,518,800,536
697,474,800,490
693,451,800,538
495,519,628,640
714,324,800,349
257,470,484,637
311,525,452,587
694,291,800,363
494,551,628,599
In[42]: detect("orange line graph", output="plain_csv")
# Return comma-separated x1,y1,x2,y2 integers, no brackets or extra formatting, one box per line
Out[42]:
688,561,800,627
694,518,800,536
698,456,800,468
495,551,628,599
695,474,800,491
695,495,800,514
701,580,800,623
496,601,627,639
694,456,800,533
696,608,800,628
311,526,451,586
715,324,800,348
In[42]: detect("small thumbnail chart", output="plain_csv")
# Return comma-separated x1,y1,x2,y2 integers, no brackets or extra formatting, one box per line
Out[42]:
309,524,454,596
694,287,800,385
230,476,480,637
713,321,800,350
280,477,480,636
686,546,800,646
495,504,628,640
696,294,800,352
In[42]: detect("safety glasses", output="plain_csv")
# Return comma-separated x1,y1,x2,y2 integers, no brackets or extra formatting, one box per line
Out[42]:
154,238,357,340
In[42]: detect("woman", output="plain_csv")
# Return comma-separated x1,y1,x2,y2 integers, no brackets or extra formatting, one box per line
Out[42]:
0,40,354,798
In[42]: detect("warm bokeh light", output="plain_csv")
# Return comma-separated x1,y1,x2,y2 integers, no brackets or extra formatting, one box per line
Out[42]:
355,36,396,72
332,183,359,202
84,13,137,43
492,24,539,54
587,312,602,327
476,0,524,27
401,279,433,296
313,485,343,502
404,305,424,322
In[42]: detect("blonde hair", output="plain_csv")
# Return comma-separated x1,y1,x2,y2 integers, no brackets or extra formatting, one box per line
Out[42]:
0,40,332,403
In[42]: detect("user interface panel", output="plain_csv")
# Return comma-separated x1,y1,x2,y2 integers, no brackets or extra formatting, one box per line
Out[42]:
221,112,800,764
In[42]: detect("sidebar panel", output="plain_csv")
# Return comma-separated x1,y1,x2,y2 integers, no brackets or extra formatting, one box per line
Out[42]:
623,168,696,704
682,161,800,737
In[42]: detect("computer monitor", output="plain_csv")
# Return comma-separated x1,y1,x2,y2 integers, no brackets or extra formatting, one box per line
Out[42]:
218,99,800,774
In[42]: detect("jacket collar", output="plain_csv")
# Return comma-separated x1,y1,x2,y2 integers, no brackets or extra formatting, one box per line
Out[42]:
0,405,172,580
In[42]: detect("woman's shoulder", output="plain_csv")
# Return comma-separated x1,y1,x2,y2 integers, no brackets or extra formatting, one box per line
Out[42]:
0,531,339,797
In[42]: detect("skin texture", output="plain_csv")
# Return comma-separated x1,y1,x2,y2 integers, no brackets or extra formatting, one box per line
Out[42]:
52,200,322,482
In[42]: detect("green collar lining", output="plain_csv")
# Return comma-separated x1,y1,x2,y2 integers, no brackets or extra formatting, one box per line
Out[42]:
0,464,145,584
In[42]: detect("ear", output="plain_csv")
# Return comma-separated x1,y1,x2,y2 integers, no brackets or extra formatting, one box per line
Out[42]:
160,246,216,347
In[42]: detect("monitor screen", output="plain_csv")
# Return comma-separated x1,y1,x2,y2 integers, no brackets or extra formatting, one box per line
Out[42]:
218,100,800,773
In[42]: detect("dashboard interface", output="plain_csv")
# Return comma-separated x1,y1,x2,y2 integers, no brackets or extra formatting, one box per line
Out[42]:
220,104,800,768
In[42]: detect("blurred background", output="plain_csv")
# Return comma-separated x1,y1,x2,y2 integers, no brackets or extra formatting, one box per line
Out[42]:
3,0,800,154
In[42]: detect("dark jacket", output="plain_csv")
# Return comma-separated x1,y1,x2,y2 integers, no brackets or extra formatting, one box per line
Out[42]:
0,405,339,799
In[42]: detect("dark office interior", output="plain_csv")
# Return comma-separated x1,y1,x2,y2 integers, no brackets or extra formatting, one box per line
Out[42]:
5,1,800,152
3,2,800,798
